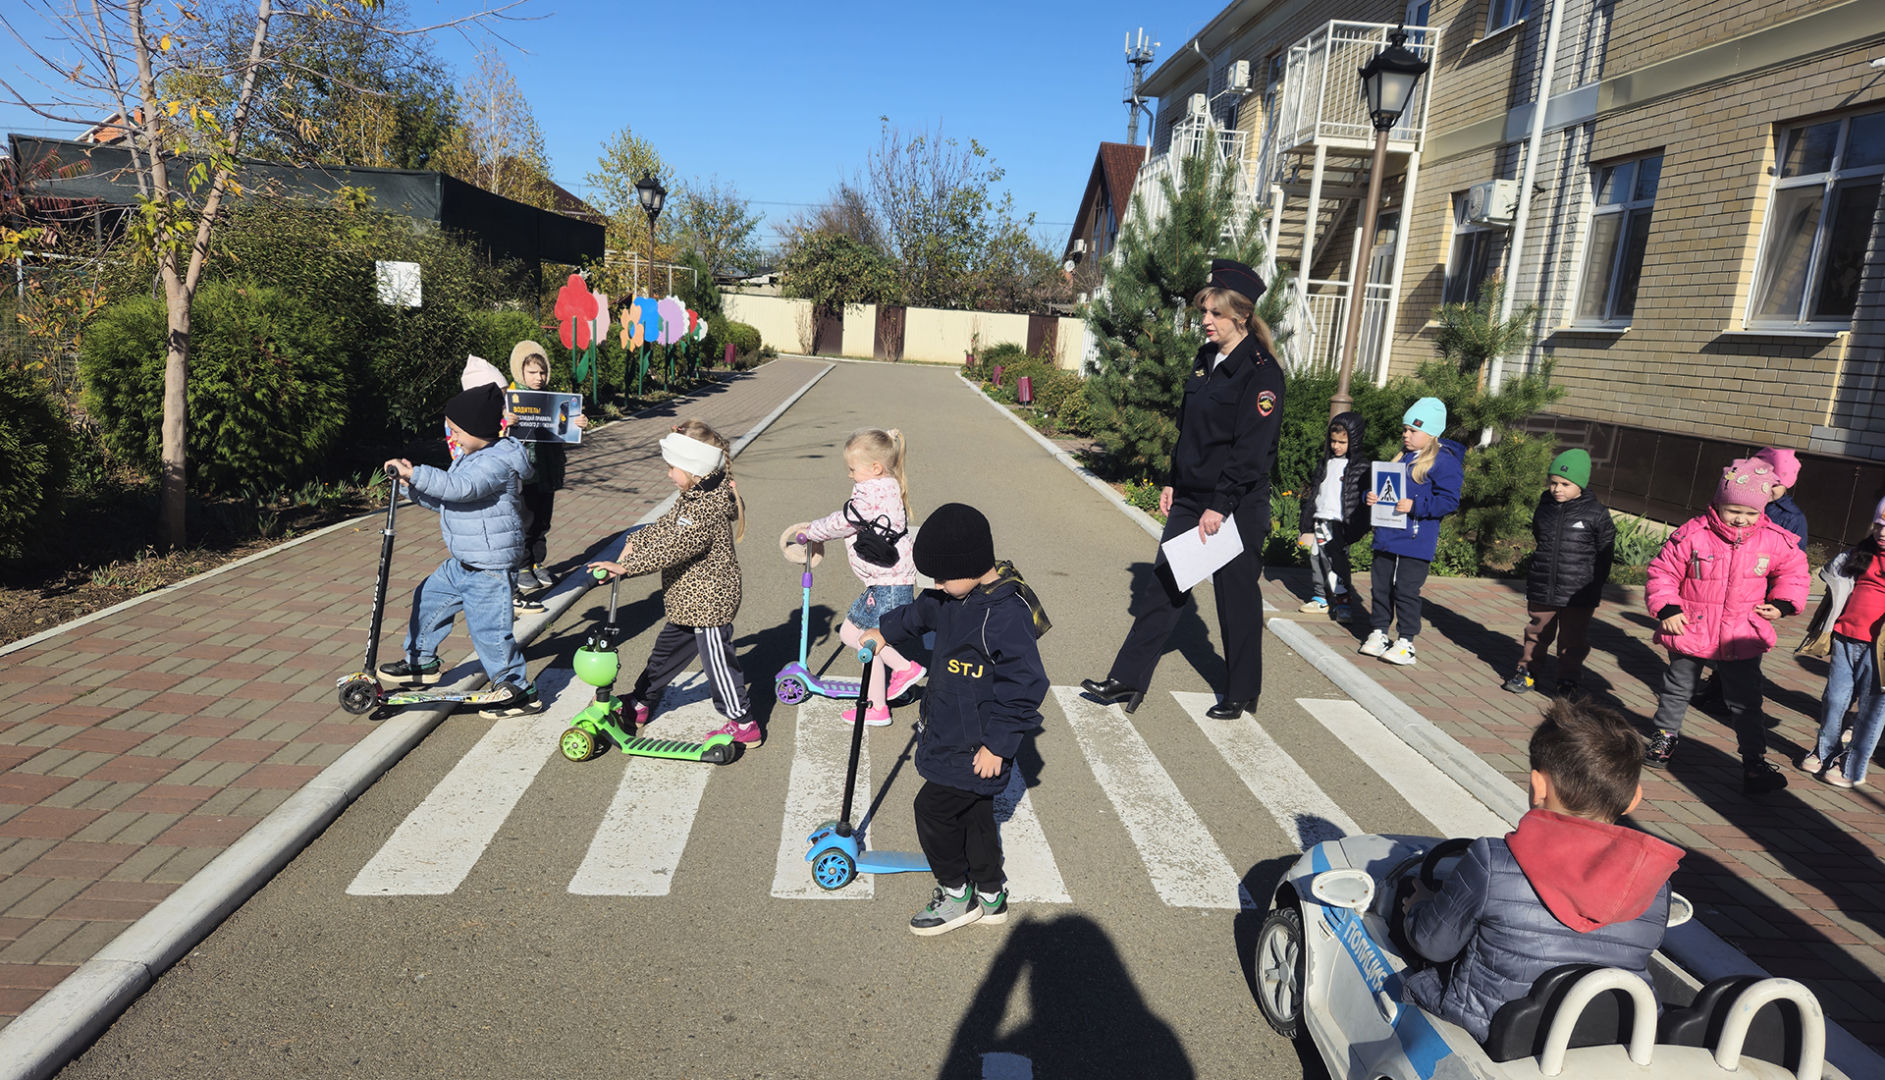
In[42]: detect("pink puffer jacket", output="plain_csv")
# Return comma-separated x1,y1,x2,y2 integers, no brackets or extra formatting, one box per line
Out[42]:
1645,507,1809,661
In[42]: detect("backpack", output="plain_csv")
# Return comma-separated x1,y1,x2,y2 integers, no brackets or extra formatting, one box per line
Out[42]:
844,500,907,568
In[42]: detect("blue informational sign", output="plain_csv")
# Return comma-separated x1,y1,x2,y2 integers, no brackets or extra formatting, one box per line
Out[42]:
1371,461,1409,529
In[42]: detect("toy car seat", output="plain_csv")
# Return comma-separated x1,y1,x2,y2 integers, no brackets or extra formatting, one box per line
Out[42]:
1659,975,1819,1076
1482,964,1650,1063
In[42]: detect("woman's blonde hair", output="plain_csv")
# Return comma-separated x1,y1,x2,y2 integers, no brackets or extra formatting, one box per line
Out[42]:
1193,285,1276,358
671,418,745,542
1408,432,1442,485
845,427,910,517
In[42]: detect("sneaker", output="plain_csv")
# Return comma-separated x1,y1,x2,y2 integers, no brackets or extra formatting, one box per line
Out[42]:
975,887,1009,925
1299,597,1329,614
885,662,927,701
1359,629,1392,657
1381,638,1417,666
909,885,981,936
842,705,893,727
1644,729,1678,770
1502,669,1534,694
624,700,650,729
1742,759,1787,796
707,718,763,746
512,592,545,614
1333,601,1353,624
379,657,441,685
525,565,556,591
1799,753,1824,775
1823,770,1856,789
478,681,543,719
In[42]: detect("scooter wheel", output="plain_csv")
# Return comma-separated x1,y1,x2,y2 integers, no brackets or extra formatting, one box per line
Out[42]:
338,678,380,715
811,848,855,890
775,676,810,705
559,726,598,762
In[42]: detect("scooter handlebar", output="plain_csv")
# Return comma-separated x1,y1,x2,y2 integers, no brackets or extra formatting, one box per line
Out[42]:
856,644,875,664
592,567,609,582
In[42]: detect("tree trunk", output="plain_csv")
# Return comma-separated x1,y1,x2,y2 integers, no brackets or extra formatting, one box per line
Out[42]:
159,280,190,548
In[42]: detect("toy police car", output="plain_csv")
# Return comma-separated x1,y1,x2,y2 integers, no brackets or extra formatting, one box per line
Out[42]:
1253,835,1834,1080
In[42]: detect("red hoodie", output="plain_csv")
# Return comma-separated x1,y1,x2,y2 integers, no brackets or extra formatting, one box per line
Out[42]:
1505,809,1683,931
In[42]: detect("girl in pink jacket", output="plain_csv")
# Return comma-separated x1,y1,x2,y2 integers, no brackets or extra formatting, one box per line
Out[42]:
1643,457,1809,793
797,428,923,726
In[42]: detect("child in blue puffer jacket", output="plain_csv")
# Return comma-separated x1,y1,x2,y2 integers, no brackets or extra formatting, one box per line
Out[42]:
860,503,1050,938
1362,397,1464,667
381,382,540,718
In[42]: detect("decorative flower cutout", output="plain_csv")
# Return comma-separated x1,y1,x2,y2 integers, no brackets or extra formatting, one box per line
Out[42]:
555,274,599,350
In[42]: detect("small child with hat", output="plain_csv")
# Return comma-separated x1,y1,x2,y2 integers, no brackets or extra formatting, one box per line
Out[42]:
508,340,589,596
380,382,541,717
1361,397,1465,667
1504,449,1615,696
859,503,1050,936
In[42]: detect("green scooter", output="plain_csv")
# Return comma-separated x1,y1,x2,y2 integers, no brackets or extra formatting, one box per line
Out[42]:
557,568,738,765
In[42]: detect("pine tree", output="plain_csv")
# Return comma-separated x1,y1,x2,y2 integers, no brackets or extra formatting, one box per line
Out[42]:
1085,152,1289,482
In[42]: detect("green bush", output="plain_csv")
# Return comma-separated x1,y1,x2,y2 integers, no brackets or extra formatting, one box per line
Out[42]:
466,309,545,381
0,367,72,560
80,283,347,495
1123,478,1163,517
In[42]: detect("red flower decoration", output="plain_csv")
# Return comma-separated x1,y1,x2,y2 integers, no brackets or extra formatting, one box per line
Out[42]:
555,274,599,350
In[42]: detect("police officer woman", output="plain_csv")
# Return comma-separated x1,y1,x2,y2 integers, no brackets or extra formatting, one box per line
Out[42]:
1081,259,1286,719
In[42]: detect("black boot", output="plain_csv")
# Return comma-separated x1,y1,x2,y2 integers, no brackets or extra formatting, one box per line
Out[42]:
1206,699,1256,719
1080,678,1144,713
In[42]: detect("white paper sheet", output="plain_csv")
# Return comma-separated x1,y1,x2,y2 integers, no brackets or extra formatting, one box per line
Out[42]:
1161,514,1245,593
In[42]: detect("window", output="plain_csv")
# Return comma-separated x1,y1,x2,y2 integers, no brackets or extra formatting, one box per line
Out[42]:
1574,153,1662,324
1486,0,1528,34
1749,109,1885,328
1444,195,1502,305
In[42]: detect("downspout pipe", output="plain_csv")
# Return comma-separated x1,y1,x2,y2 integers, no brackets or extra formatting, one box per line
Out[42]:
1487,0,1567,393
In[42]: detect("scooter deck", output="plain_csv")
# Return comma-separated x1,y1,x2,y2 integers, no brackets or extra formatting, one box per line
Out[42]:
381,686,515,707
613,733,736,763
814,678,862,697
854,850,930,874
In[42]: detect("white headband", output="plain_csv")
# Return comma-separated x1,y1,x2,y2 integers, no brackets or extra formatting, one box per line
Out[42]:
660,431,725,477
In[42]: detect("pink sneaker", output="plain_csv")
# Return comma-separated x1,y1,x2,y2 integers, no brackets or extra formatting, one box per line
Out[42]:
628,701,650,728
707,718,763,746
842,705,893,727
885,662,927,701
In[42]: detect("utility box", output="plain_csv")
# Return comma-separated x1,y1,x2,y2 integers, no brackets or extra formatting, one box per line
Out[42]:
1463,179,1519,227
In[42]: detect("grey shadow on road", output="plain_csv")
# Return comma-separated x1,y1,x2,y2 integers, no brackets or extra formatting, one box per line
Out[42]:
733,602,838,735
934,914,1195,1080
1106,559,1222,690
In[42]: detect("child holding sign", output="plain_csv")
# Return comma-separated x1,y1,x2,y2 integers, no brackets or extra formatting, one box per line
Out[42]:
1361,398,1463,667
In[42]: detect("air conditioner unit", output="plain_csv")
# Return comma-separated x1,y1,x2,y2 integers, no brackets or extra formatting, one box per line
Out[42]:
1072,239,1087,255
1188,93,1210,118
1226,60,1251,92
1463,179,1519,226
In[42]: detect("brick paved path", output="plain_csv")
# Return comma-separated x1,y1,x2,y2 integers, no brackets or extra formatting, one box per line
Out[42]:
0,358,828,1029
1260,568,1885,1051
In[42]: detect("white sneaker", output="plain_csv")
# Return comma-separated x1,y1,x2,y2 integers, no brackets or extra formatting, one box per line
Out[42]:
1299,597,1329,614
1359,629,1392,657
1382,638,1418,666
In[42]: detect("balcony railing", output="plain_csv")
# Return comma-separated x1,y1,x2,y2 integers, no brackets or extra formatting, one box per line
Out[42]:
1270,21,1439,157
1296,279,1395,381
1126,115,1255,239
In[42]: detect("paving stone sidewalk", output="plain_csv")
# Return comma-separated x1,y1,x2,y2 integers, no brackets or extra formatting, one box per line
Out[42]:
0,358,828,1030
1259,567,1885,1051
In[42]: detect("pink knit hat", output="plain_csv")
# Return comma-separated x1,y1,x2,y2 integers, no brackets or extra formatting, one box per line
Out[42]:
1752,447,1800,489
1716,457,1780,510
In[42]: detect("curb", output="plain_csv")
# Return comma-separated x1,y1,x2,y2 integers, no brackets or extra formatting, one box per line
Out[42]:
0,360,834,1080
973,375,1882,1080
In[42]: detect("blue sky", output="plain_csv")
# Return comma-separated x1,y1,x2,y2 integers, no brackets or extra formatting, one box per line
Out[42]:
0,0,1215,255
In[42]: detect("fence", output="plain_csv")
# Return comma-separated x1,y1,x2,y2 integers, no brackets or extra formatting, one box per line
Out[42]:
723,293,1088,371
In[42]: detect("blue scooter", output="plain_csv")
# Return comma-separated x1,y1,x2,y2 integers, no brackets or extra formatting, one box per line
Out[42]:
773,529,862,704
804,645,930,890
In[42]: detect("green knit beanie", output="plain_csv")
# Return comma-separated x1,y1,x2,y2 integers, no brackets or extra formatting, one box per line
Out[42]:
1550,449,1592,490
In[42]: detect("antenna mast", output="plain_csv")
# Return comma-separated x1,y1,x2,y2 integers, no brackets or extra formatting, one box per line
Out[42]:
1123,28,1158,146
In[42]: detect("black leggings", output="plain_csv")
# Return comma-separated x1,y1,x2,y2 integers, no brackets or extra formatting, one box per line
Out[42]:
1370,552,1431,639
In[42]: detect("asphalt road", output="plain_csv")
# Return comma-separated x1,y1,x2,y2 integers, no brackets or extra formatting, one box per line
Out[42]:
55,361,1478,1080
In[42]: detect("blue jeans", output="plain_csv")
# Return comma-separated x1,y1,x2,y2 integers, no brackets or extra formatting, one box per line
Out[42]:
403,558,526,687
1816,635,1885,783
846,584,915,630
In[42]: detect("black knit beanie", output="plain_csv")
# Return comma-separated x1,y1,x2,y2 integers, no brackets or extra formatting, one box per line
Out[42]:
913,502,995,581
444,383,504,441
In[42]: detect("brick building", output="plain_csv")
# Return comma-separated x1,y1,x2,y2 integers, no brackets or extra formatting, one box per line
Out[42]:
1127,0,1885,543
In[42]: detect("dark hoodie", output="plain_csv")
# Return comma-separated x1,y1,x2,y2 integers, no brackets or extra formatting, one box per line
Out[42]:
1402,809,1683,1043
877,561,1049,796
1294,410,1371,539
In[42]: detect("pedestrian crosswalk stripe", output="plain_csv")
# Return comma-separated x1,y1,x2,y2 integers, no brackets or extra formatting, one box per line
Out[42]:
1172,692,1358,850
1296,697,1511,838
569,680,723,897
346,669,577,896
1051,687,1248,910
995,766,1070,905
770,697,877,900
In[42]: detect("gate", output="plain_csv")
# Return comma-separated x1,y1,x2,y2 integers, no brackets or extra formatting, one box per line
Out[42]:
874,305,906,362
1026,315,1059,361
812,305,843,356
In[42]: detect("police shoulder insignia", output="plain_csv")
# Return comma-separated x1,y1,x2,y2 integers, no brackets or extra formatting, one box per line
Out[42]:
1257,390,1277,416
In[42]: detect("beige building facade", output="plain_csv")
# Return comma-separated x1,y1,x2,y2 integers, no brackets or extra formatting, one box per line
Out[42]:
1130,0,1885,539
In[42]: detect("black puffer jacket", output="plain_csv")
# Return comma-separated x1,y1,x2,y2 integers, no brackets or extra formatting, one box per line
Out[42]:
1294,411,1370,538
1527,491,1616,609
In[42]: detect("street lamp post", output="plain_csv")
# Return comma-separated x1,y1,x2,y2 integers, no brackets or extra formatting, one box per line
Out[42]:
1331,27,1429,420
634,172,666,297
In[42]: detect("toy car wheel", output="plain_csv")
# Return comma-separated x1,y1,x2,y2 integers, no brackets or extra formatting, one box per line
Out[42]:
810,849,855,891
338,678,380,715
559,726,598,762
1255,905,1305,1040
775,677,810,705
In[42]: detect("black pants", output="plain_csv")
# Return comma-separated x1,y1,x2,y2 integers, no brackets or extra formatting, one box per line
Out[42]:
630,621,750,721
1652,654,1766,766
913,780,1003,891
1520,606,1596,680
1106,496,1265,701
1370,552,1431,640
521,483,555,567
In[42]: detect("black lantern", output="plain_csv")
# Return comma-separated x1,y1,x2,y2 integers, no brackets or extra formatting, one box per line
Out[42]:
635,172,666,222
1358,28,1430,131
